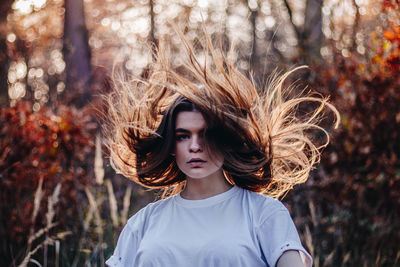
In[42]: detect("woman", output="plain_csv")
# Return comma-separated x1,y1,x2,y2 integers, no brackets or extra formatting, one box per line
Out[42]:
104,29,339,267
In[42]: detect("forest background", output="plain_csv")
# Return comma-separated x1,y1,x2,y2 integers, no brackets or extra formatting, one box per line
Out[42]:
0,0,399,266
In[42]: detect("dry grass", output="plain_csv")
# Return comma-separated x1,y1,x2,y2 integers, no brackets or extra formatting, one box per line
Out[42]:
18,180,71,267
15,134,136,267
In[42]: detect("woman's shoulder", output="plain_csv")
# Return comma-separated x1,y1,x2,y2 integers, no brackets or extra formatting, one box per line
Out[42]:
125,196,174,230
243,188,286,209
241,188,289,225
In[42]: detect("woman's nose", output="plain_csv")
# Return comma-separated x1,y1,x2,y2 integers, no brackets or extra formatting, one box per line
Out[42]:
189,136,202,152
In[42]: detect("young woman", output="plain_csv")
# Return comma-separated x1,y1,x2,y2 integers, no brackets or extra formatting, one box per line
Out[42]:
104,30,339,267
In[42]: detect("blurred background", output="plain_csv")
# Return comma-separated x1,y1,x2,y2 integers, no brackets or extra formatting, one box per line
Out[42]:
0,0,399,266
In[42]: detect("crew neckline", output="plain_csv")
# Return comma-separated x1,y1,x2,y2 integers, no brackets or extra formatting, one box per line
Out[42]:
174,185,241,208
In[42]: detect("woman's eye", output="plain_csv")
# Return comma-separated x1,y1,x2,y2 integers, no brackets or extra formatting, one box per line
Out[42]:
176,134,189,141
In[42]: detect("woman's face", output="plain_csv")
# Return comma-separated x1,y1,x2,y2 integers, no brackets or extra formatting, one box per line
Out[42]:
174,111,224,180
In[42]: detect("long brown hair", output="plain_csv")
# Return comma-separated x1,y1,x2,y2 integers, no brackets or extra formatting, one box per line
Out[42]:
104,29,340,199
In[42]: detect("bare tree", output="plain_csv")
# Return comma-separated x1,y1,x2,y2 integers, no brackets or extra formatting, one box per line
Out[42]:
149,0,156,45
149,0,158,60
248,0,259,67
283,0,324,63
304,0,323,60
0,0,14,106
63,0,92,107
350,0,361,52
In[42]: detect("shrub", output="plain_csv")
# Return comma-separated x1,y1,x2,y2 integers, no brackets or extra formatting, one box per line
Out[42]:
0,101,96,264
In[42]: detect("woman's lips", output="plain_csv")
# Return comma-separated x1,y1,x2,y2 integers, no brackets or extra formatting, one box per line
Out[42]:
187,158,206,167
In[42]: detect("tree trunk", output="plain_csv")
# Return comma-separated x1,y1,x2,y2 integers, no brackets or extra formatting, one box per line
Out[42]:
282,0,323,63
303,0,323,62
249,2,258,68
351,0,360,52
149,0,157,59
0,36,9,106
149,0,156,45
63,0,92,108
0,0,13,106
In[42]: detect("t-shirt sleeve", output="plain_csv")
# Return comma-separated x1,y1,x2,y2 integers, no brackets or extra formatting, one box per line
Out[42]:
106,222,139,267
256,201,312,267
106,208,147,267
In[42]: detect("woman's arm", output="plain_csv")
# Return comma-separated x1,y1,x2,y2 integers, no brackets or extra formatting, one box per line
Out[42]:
276,250,307,267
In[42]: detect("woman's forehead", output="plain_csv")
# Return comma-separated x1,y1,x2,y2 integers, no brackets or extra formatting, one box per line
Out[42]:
175,111,206,130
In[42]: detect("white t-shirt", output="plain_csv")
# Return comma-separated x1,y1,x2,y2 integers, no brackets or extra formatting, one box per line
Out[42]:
106,186,312,267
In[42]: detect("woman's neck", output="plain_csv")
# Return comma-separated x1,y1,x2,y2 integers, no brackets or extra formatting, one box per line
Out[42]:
180,171,233,200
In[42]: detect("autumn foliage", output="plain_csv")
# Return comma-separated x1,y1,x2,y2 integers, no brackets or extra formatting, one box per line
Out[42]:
0,101,97,262
288,5,400,265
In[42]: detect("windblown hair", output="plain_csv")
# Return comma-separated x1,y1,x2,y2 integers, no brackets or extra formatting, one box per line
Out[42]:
104,29,340,199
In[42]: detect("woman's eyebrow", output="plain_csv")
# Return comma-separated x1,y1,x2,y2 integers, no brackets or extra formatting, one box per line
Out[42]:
175,128,190,133
175,128,205,133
